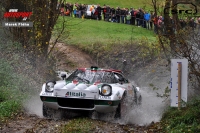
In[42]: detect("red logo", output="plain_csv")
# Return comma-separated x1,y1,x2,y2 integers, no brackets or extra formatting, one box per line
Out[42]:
3,9,32,20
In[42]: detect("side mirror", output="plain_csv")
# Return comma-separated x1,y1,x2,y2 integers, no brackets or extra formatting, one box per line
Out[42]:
61,74,66,80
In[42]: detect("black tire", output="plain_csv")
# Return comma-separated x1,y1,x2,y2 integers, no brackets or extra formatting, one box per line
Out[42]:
115,93,127,119
137,95,142,105
88,111,100,119
43,103,63,119
114,102,121,119
43,103,50,118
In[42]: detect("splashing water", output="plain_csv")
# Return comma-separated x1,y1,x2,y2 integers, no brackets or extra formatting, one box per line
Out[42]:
125,87,167,125
23,94,43,117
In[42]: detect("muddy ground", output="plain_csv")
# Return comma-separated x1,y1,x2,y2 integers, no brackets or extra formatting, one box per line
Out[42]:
0,43,170,133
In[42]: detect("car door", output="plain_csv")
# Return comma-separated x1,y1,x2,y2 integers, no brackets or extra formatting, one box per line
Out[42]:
114,73,133,96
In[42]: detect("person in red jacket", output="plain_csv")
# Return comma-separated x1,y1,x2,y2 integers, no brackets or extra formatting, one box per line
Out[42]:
153,13,158,34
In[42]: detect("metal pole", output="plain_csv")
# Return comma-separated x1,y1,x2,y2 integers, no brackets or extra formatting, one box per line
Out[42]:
178,63,182,110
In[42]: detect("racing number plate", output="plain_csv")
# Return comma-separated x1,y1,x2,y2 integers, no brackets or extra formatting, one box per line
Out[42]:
42,92,53,96
99,95,111,99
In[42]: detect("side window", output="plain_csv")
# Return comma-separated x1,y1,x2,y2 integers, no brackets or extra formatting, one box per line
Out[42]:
102,72,118,83
114,73,129,83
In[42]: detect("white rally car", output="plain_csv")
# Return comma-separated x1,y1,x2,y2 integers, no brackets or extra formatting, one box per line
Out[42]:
40,66,142,119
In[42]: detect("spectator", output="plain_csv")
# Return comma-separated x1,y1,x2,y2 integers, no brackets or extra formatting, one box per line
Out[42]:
73,3,77,17
65,2,69,12
97,4,102,20
135,9,140,26
150,11,154,30
124,8,131,24
76,3,81,18
126,12,131,24
116,7,121,23
69,3,73,17
139,9,144,27
56,2,60,10
153,14,158,34
157,16,163,34
65,9,70,16
111,7,116,22
102,4,106,20
121,8,126,24
105,5,111,21
144,11,151,29
60,2,65,16
130,8,135,25
93,7,98,19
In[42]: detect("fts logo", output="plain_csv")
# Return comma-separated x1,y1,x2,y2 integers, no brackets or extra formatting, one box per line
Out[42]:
3,9,32,20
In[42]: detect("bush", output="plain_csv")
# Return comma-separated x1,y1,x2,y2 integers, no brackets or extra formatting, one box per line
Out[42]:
160,96,200,132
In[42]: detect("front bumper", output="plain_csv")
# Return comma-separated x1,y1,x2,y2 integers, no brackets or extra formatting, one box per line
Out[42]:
41,96,119,113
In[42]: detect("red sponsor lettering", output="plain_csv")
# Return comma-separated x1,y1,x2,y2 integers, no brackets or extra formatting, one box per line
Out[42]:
13,12,20,18
3,12,32,18
3,12,10,17
20,12,32,17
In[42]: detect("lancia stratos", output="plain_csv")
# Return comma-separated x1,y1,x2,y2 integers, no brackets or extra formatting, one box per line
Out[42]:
40,66,142,119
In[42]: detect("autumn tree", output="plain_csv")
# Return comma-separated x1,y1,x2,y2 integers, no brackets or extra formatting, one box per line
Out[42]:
152,0,200,90
0,0,66,78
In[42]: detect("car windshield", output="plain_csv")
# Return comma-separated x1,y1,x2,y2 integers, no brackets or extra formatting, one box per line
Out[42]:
66,69,118,83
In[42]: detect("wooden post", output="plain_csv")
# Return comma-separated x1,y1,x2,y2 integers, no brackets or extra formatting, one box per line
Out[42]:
178,63,182,110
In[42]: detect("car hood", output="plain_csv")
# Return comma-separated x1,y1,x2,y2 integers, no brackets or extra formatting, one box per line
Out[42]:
53,80,100,98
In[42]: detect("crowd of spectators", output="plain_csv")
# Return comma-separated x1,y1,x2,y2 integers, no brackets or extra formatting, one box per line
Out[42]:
57,2,200,34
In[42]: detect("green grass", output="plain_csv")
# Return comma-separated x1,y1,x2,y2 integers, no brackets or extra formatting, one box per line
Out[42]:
54,16,156,46
0,59,26,122
160,97,200,132
59,117,96,133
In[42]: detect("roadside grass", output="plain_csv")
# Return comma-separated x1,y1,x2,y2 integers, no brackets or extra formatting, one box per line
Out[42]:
160,96,200,132
59,117,96,132
0,41,40,124
0,60,26,123
53,16,156,46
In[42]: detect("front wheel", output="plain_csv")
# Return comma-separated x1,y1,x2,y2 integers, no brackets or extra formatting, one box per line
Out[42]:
43,103,64,120
114,94,128,119
43,103,52,118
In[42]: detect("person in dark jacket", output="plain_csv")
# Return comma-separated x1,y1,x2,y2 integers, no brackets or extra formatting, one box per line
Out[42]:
116,7,121,23
111,7,116,22
139,9,144,27
97,4,102,20
130,8,135,25
102,4,106,21
135,9,140,26
69,3,73,17
105,5,111,21
121,8,126,24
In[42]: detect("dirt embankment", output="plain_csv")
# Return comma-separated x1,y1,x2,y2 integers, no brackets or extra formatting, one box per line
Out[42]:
1,43,169,133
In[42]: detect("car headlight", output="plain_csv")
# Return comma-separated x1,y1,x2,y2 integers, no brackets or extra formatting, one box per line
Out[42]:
101,84,112,96
45,81,56,92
